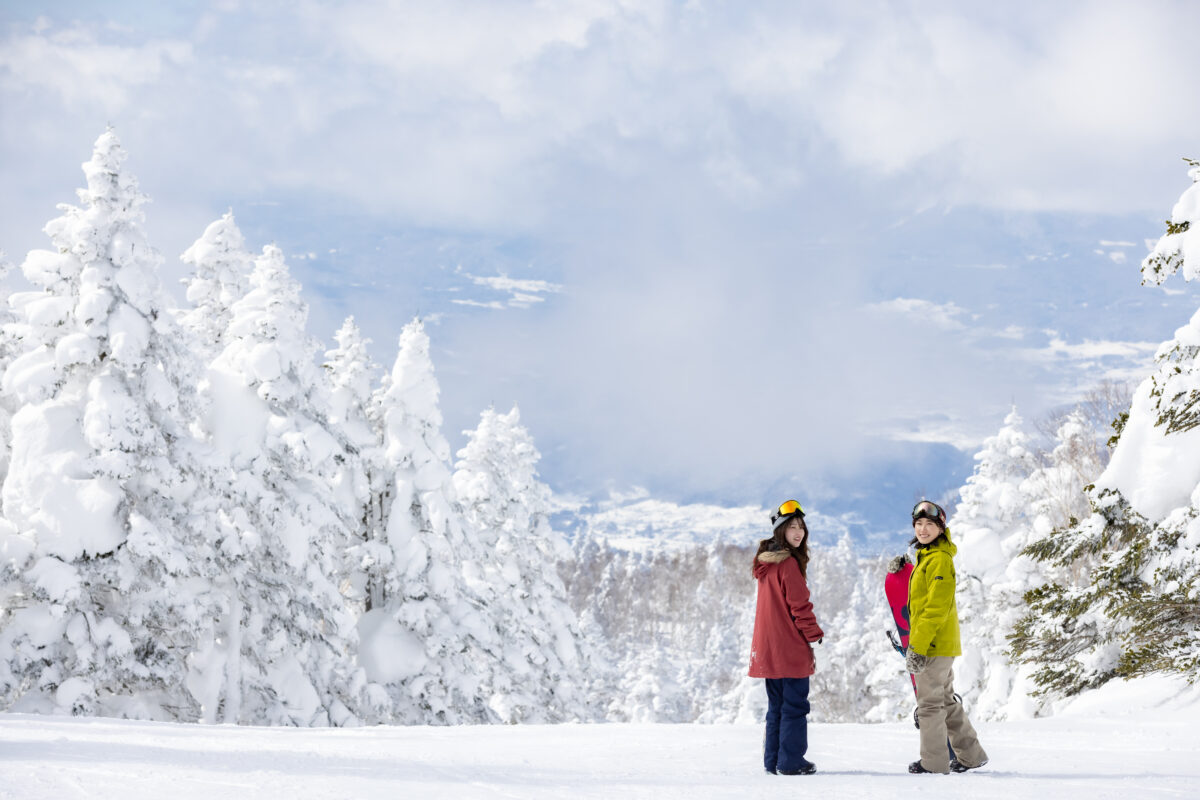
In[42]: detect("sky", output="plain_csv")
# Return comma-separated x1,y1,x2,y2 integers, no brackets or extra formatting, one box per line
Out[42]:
2,0,1200,537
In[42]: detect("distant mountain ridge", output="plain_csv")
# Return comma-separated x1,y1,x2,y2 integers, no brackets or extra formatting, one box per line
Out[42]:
552,493,861,553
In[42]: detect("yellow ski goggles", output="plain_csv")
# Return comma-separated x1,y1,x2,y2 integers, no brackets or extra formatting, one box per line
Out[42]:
771,499,806,531
777,500,805,517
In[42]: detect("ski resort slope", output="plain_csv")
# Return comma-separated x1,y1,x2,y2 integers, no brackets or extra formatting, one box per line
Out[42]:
1,677,1196,800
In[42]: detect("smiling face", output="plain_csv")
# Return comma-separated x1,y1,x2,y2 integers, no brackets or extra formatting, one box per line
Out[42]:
782,518,807,548
913,517,942,545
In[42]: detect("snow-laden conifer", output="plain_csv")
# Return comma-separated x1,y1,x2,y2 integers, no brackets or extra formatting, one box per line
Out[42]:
954,407,1040,566
358,318,498,723
178,212,254,360
1141,157,1200,288
955,406,1115,718
322,317,385,611
205,244,365,726
561,527,618,717
0,252,18,486
454,405,590,722
948,408,1041,718
1013,161,1200,695
1023,408,1107,549
0,131,220,720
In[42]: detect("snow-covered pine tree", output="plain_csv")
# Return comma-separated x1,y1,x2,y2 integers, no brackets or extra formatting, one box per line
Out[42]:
322,317,385,613
953,407,1040,566
1012,159,1200,694
949,407,1044,718
452,405,590,722
688,536,766,724
206,244,365,726
561,527,618,716
1023,408,1108,564
963,406,1112,717
357,318,498,724
178,211,254,361
0,130,221,720
0,252,18,486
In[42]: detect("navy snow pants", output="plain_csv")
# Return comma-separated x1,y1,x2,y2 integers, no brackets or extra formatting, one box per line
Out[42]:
763,677,811,773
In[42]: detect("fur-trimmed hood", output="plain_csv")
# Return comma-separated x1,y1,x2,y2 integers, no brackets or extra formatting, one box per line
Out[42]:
757,549,792,565
753,546,796,579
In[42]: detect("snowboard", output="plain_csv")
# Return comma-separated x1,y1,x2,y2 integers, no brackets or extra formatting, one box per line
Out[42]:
884,558,917,692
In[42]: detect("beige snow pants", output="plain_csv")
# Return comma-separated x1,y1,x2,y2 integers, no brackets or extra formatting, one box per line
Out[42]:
915,655,988,774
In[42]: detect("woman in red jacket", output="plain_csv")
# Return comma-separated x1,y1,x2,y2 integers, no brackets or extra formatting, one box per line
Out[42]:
748,499,824,775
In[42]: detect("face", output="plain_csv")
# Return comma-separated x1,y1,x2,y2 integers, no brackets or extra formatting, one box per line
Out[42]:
913,518,942,544
783,518,807,548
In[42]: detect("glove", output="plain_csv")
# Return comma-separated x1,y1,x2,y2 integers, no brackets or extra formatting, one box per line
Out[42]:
887,554,911,574
905,649,929,675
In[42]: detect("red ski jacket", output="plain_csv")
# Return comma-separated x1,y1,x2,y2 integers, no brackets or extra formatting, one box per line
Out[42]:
747,549,824,679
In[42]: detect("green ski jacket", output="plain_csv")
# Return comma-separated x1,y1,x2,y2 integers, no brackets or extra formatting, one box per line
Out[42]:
907,530,962,658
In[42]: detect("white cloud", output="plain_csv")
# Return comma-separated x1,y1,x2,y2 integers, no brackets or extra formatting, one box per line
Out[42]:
469,273,563,295
996,325,1026,340
450,299,505,310
867,298,968,330
864,331,1159,453
0,23,192,110
1023,336,1159,363
6,1,1195,240
507,292,545,308
1,1,1193,513
454,271,563,310
873,414,994,452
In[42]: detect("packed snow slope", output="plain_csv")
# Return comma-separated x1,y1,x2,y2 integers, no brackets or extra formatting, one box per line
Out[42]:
1,676,1195,799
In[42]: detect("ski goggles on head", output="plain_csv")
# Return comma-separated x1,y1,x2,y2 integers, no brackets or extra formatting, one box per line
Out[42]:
911,501,946,525
771,499,806,530
777,500,805,518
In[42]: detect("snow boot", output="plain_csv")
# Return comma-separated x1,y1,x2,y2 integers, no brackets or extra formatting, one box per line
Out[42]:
950,758,988,773
778,760,817,775
908,760,940,774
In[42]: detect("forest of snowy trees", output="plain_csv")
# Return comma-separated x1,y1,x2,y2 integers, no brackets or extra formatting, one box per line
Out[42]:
0,131,1197,727
0,132,590,725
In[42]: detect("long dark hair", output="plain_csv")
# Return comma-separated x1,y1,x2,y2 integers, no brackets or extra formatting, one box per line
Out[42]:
754,517,810,578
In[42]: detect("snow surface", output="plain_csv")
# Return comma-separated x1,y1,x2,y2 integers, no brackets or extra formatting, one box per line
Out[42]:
1,676,1197,799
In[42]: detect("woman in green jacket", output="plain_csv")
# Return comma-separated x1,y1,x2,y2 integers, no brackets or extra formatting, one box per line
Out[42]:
905,500,989,775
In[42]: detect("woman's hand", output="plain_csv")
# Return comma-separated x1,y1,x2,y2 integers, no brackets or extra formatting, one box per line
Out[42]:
905,649,929,674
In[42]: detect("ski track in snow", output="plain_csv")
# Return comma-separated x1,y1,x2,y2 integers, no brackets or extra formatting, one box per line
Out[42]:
1,708,1197,800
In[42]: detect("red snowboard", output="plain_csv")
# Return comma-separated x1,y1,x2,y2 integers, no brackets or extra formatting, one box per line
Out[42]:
884,559,917,692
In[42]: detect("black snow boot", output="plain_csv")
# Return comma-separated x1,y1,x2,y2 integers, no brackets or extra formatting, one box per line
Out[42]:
908,760,938,774
950,758,988,773
778,760,817,775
